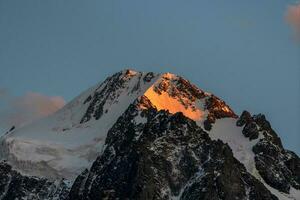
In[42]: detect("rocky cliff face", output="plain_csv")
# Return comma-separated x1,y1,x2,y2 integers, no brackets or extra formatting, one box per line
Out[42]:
237,111,300,194
0,70,299,200
68,97,277,200
0,161,70,200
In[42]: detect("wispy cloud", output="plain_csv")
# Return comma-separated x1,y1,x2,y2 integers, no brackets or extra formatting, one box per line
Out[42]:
0,91,65,132
285,3,300,41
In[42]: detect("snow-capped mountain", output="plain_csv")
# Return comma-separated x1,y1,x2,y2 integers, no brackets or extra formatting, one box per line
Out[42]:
0,69,299,200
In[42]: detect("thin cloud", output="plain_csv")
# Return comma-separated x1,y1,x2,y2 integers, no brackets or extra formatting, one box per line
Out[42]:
0,92,65,131
285,3,300,41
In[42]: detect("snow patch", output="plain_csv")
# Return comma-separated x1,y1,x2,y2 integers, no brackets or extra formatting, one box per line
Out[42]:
209,118,300,200
210,118,259,174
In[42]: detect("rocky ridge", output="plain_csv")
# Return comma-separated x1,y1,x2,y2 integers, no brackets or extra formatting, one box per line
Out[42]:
0,69,299,200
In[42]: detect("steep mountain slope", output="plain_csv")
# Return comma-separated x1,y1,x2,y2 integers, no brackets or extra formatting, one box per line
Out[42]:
0,70,234,180
0,70,160,179
69,96,277,200
0,69,299,200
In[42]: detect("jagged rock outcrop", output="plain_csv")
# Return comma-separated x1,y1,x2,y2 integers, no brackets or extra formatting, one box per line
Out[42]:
68,98,277,200
0,161,70,200
237,111,300,193
203,95,237,131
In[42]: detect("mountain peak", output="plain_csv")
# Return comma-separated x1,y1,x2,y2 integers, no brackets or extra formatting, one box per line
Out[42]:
143,73,205,121
0,69,236,179
0,69,299,200
98,69,235,122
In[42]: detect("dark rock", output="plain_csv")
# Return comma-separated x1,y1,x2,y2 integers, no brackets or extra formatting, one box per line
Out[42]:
203,95,237,130
237,111,300,193
0,161,70,200
69,98,277,200
242,122,259,140
143,72,155,82
83,95,92,104
8,126,15,132
236,110,252,126
80,71,132,123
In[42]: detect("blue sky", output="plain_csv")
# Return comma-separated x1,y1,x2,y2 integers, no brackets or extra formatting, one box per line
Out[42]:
0,0,299,153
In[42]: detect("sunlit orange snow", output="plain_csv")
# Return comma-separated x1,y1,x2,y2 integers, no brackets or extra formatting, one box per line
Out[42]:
144,86,203,121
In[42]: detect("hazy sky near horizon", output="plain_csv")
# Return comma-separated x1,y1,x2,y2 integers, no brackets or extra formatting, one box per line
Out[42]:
0,1,299,153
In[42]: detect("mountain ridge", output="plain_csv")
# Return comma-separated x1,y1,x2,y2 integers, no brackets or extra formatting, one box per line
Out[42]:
0,69,299,200
0,69,235,180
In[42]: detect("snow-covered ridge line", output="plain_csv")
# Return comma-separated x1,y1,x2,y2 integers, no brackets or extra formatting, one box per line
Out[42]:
0,69,161,179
